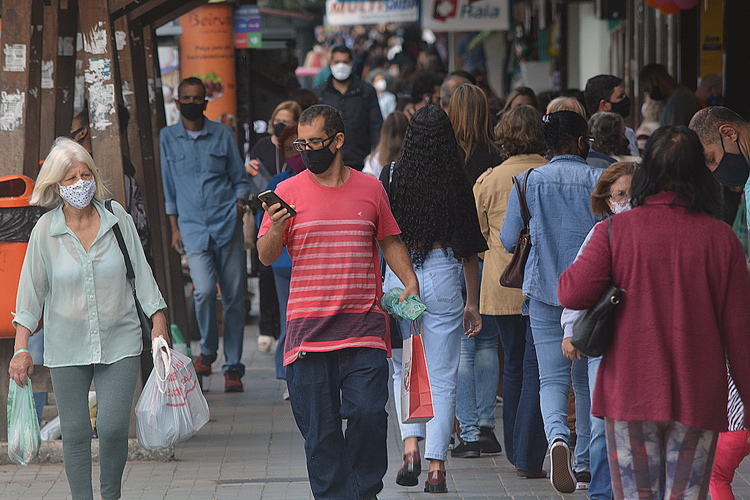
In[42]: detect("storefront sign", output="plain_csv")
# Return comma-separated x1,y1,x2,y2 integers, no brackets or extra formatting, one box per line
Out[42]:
421,0,510,31
180,4,237,122
234,5,262,49
326,0,419,26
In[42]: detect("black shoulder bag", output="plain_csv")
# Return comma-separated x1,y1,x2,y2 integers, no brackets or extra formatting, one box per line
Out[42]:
105,199,154,350
570,217,624,357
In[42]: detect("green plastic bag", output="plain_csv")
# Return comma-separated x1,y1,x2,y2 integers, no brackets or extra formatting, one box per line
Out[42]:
381,287,426,321
7,378,41,466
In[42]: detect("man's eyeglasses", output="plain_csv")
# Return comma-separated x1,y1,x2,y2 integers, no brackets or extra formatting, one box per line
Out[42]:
293,133,339,152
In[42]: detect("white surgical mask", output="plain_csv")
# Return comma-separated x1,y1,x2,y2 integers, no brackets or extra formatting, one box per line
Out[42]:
331,62,353,81
373,79,387,92
610,199,631,215
58,178,97,209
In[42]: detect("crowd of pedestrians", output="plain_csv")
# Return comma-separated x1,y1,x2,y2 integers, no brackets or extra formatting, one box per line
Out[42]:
9,25,750,500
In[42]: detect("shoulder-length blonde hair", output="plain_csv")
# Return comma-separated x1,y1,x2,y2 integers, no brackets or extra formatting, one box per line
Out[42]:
270,100,303,124
448,84,499,163
31,137,107,208
374,111,409,166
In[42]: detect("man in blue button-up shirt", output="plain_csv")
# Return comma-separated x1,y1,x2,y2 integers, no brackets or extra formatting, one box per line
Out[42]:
160,77,251,392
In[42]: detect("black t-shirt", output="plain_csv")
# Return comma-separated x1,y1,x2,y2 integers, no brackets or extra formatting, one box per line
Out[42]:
464,144,503,187
249,136,283,177
380,161,488,261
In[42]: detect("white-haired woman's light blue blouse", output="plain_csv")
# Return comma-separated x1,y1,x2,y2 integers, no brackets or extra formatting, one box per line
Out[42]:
13,199,166,367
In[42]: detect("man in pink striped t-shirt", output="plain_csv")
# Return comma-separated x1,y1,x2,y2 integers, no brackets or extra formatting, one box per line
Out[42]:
258,104,419,500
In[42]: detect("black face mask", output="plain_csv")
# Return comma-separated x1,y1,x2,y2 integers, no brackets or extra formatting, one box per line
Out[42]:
300,135,339,175
714,135,750,187
179,102,204,121
273,122,287,138
608,96,631,118
649,85,666,102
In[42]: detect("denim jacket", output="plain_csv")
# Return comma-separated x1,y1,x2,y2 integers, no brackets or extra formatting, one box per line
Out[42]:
499,154,603,306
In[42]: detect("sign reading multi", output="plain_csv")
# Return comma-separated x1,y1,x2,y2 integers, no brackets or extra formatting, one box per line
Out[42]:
325,0,419,26
421,0,510,31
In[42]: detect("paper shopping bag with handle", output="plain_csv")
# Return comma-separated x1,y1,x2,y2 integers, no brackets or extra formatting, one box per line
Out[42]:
400,320,434,424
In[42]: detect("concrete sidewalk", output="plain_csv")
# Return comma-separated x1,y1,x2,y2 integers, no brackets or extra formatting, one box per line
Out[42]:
0,325,748,499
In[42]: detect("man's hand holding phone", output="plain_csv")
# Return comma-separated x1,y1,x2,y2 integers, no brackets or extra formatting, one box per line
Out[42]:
260,190,296,232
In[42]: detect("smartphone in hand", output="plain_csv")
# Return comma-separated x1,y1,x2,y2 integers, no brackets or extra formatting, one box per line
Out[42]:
258,190,297,217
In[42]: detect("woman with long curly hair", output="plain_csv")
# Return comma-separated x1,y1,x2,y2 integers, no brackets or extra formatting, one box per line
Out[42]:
384,105,487,494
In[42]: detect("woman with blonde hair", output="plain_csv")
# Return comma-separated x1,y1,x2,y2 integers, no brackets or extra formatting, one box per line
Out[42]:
363,111,409,178
248,100,304,180
249,99,304,352
448,84,503,185
10,137,167,500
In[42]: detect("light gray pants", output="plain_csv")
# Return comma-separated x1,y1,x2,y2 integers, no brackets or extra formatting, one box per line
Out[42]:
49,356,140,500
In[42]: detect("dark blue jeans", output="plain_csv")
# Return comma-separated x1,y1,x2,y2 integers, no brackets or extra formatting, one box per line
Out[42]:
286,348,389,500
512,316,548,472
496,314,526,462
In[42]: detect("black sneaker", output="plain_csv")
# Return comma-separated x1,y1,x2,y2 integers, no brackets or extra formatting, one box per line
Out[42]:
478,426,502,455
575,470,591,490
450,440,480,458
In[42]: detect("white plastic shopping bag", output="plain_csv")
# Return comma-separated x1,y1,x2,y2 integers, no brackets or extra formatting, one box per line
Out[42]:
135,337,210,449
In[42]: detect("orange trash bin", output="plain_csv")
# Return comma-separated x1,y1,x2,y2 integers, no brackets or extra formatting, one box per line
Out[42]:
0,176,45,338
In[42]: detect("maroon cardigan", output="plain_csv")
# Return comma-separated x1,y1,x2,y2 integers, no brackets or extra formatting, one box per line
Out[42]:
558,192,750,431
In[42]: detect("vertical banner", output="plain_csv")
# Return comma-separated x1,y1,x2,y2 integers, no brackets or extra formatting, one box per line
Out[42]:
180,3,236,122
700,0,723,77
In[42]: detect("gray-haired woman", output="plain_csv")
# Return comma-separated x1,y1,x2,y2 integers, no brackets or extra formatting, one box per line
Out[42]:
9,137,168,500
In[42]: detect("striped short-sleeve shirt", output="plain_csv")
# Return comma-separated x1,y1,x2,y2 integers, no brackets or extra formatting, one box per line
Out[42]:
259,168,401,365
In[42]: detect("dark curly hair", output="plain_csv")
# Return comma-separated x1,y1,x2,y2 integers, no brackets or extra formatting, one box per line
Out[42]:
391,105,476,266
542,110,589,156
631,126,719,216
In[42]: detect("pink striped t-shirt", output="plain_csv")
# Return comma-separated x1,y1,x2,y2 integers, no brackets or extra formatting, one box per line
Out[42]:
259,168,401,365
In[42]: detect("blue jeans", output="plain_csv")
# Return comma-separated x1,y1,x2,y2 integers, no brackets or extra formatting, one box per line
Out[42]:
513,316,548,471
528,299,590,472
286,348,389,500
588,356,612,500
185,227,246,375
456,316,499,442
272,266,292,380
386,249,464,462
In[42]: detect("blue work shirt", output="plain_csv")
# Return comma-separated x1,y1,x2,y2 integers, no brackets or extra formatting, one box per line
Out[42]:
499,154,604,306
256,169,294,268
160,119,251,252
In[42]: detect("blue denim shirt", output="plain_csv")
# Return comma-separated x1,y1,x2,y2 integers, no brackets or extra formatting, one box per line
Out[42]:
499,155,603,306
160,119,251,252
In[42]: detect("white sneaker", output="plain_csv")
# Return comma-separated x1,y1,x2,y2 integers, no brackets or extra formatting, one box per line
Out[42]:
550,440,576,494
257,335,273,353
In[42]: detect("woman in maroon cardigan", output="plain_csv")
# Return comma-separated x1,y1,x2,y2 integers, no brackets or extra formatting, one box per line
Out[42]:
558,126,750,500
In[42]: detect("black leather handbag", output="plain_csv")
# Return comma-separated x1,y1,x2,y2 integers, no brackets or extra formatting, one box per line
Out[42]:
570,218,624,357
499,169,533,289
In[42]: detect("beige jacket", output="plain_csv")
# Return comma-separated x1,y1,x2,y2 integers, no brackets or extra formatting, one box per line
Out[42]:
474,154,547,316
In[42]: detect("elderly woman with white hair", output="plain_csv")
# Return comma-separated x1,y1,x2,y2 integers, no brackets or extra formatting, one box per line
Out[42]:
9,137,168,500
